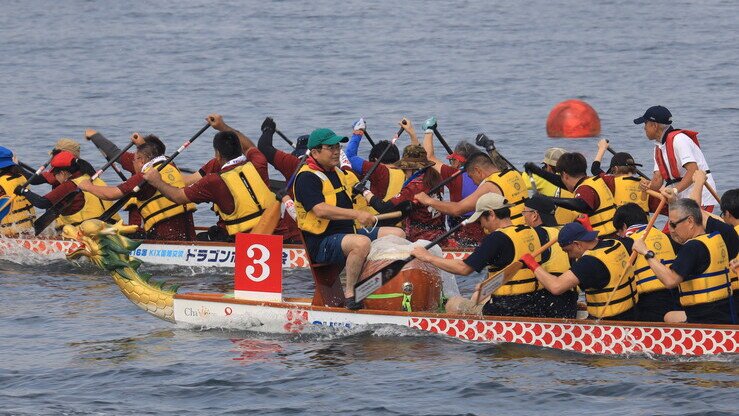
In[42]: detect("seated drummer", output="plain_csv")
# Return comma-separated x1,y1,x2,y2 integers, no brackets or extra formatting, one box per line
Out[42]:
143,131,276,242
613,203,682,322
293,128,404,310
412,192,566,318
631,198,738,324
77,142,197,241
525,221,640,321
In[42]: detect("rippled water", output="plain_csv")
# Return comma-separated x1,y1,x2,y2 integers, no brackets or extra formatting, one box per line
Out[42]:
2,0,738,415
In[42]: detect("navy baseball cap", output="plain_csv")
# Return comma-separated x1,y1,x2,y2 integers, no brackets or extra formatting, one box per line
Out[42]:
633,105,672,125
558,222,599,247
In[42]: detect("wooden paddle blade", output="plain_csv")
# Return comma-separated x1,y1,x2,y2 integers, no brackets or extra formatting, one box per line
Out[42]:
474,262,523,305
251,200,281,235
33,206,61,235
34,189,80,235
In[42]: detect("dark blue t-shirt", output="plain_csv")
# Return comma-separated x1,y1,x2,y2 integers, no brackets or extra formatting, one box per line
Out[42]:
294,168,355,258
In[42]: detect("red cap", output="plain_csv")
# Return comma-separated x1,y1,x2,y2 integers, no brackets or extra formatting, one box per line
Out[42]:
446,152,466,164
50,151,76,169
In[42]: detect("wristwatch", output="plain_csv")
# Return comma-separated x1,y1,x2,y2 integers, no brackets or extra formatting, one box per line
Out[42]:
644,250,656,260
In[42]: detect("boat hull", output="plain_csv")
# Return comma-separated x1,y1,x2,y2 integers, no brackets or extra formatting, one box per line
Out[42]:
173,293,739,357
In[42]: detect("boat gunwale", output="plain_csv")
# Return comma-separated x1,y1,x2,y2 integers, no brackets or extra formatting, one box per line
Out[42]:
174,292,739,331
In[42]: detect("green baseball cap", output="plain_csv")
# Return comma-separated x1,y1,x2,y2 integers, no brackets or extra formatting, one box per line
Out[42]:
307,128,348,149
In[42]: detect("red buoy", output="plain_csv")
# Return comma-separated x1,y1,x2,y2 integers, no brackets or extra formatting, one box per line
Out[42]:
546,99,601,138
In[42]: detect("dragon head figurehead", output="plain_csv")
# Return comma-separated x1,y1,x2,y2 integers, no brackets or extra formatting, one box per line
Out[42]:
63,219,177,322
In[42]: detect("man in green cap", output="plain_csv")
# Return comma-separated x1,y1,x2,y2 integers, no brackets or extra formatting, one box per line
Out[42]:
293,128,403,310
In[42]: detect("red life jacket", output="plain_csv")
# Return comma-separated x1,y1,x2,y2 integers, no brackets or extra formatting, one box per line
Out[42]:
654,129,700,182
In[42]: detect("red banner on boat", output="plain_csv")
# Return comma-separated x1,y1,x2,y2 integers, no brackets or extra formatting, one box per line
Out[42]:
234,233,282,302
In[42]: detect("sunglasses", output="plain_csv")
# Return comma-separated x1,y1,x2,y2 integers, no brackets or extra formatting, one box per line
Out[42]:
668,216,690,229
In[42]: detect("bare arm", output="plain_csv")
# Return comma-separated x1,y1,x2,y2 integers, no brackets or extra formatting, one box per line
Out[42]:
689,169,706,206
533,268,580,295
182,171,203,186
311,202,374,227
649,172,663,191
632,238,683,288
674,161,698,194
402,118,418,146
142,169,191,205
416,181,500,216
412,247,474,275
423,130,444,173
77,179,125,201
206,113,256,152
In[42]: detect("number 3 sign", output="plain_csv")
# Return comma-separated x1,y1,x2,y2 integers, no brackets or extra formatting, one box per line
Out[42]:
234,233,282,302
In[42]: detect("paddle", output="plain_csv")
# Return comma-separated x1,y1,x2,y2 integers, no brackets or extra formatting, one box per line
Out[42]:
475,133,520,173
32,141,139,235
361,130,377,148
596,190,667,322
18,161,36,175
354,218,470,302
0,155,54,222
92,141,128,181
430,126,454,155
275,129,295,149
472,237,559,305
97,123,211,223
353,122,406,192
704,182,721,204
250,152,309,235
604,140,649,180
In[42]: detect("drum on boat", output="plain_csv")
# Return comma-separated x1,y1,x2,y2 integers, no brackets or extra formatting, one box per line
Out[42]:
359,258,442,312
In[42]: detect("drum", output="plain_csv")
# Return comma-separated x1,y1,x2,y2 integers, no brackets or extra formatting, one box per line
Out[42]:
359,258,442,312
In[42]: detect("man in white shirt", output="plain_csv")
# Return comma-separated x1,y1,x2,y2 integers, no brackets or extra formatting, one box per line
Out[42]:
634,105,718,210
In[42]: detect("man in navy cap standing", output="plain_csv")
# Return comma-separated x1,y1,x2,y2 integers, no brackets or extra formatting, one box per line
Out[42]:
634,105,719,211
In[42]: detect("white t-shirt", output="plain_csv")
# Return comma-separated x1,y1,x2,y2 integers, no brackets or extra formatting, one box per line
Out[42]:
652,132,718,206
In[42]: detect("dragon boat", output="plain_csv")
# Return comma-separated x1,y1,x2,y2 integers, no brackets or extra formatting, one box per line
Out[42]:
61,220,738,357
0,230,472,269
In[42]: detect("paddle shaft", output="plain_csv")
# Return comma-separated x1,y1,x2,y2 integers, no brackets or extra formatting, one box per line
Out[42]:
598,196,667,319
362,130,377,147
425,166,465,195
356,133,400,188
606,145,649,180
430,127,453,155
275,129,295,148
98,123,210,222
704,182,721,204
94,145,128,181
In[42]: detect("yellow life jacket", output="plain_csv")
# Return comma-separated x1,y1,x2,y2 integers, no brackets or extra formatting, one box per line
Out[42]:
138,162,197,231
214,162,276,236
678,232,732,307
294,164,354,235
484,170,528,225
0,173,35,235
630,227,675,294
730,224,739,293
582,240,639,318
575,176,617,235
341,168,373,228
554,187,580,225
57,175,120,228
541,226,570,275
491,225,542,296
613,176,649,211
384,168,405,201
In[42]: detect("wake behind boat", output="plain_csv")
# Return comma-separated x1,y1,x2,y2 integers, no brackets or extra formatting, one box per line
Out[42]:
60,219,738,357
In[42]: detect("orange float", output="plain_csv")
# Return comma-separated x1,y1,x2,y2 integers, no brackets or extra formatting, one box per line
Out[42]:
546,99,601,138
